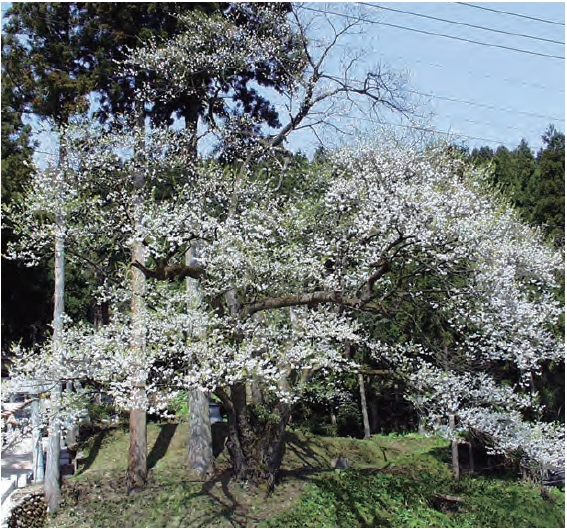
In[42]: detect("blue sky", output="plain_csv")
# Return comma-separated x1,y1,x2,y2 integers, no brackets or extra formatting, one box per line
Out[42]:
287,2,565,153
2,2,565,156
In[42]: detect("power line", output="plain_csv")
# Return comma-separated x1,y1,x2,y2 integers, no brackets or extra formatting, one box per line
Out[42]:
406,89,565,123
301,5,565,60
360,3,564,46
349,115,521,146
456,2,565,27
325,74,565,123
375,50,564,93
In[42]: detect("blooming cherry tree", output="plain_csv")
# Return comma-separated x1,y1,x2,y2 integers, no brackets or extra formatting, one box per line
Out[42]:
5,2,563,493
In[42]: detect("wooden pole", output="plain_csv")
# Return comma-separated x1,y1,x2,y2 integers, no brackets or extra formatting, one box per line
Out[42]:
358,373,371,440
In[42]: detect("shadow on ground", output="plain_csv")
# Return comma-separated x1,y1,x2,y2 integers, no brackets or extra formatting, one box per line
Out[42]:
148,423,178,470
77,428,108,474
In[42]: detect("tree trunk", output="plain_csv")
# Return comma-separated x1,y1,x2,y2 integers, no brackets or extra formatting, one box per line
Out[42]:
449,414,460,481
128,388,147,494
44,210,65,513
187,389,213,479
220,384,291,490
186,244,214,477
127,256,147,493
127,126,148,493
358,373,371,440
93,297,109,330
468,441,475,473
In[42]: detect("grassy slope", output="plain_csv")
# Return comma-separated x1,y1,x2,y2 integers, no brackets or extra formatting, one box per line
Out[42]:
51,423,564,528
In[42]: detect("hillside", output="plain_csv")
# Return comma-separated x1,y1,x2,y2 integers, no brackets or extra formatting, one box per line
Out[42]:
48,422,564,528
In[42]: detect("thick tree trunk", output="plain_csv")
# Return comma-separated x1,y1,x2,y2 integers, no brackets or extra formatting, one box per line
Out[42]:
45,211,65,513
358,373,371,440
187,389,213,479
221,384,291,490
44,414,61,511
186,244,214,477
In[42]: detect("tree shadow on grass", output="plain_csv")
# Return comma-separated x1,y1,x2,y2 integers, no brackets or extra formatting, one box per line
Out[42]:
284,430,332,470
78,428,108,473
148,423,178,470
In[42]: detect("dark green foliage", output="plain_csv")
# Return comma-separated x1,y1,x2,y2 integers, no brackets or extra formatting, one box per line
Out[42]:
469,127,565,248
534,126,565,248
3,2,302,138
1,3,221,124
1,67,52,352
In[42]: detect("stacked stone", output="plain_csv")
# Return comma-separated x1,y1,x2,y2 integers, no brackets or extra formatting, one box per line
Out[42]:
6,490,47,528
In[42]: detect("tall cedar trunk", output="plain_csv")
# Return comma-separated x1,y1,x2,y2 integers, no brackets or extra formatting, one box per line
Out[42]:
223,384,291,490
449,414,460,480
358,373,371,440
186,244,214,477
45,211,64,512
127,121,148,493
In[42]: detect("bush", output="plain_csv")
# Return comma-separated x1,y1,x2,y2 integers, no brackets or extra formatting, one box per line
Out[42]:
336,401,362,438
86,403,116,425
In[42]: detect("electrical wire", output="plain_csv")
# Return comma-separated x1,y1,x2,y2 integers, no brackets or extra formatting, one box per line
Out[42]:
300,5,565,60
456,3,565,27
324,74,565,123
342,114,522,146
360,3,564,46
374,50,564,93
406,89,565,123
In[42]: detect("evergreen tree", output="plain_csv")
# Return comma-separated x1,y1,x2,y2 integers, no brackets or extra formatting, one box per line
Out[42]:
469,128,564,248
534,125,565,248
1,68,52,353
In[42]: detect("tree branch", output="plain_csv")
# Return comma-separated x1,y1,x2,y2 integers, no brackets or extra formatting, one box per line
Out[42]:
131,261,203,281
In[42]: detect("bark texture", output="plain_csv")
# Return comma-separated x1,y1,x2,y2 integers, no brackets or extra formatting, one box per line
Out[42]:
186,245,215,477
127,147,148,493
220,384,291,490
187,390,214,478
128,395,147,493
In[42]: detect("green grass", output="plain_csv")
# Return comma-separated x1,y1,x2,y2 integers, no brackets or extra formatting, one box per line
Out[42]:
265,434,565,528
51,423,565,528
